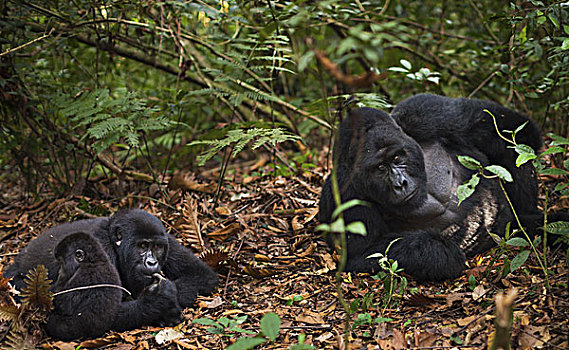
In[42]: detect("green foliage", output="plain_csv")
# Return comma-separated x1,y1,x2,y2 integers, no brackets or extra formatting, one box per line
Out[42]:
192,315,254,337
224,312,283,350
55,88,172,154
367,238,408,307
189,127,302,166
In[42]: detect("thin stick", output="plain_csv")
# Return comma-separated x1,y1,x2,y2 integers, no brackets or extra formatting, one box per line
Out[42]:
53,284,131,296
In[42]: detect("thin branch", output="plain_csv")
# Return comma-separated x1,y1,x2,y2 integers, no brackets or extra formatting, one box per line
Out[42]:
0,28,54,57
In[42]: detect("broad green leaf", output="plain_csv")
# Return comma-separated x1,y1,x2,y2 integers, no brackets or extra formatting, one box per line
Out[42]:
400,59,412,70
540,146,566,156
516,153,537,167
457,156,482,170
260,313,281,342
225,337,267,350
346,221,367,236
505,237,529,247
539,168,569,176
486,165,513,182
514,144,535,155
457,174,480,205
510,250,530,272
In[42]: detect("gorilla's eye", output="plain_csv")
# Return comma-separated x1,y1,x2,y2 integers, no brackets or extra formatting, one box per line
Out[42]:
75,249,85,262
378,164,387,171
393,155,402,164
139,242,149,251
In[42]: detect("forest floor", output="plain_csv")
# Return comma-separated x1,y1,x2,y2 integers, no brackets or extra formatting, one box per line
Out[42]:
0,151,568,350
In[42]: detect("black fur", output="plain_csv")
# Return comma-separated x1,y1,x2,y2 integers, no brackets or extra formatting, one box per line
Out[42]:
4,209,218,336
319,93,564,281
46,232,122,340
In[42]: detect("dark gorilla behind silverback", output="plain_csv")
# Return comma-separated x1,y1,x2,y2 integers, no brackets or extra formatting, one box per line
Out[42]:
4,209,218,336
319,94,567,281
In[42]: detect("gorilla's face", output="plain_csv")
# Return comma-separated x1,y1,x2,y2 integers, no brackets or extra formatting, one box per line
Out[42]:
110,210,170,296
54,232,110,289
339,108,428,212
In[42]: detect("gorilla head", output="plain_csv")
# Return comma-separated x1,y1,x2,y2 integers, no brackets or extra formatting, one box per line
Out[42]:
337,107,428,212
107,209,169,296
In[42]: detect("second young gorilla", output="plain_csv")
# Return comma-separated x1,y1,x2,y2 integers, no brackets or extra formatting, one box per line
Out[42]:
319,94,566,281
47,232,122,340
5,209,218,334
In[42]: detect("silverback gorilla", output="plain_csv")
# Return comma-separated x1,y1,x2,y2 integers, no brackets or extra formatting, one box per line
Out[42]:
4,209,218,338
319,93,566,281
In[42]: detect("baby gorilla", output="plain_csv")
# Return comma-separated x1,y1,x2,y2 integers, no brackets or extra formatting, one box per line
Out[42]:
47,232,122,340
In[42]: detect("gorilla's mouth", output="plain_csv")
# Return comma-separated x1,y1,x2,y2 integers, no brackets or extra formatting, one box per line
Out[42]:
402,188,418,203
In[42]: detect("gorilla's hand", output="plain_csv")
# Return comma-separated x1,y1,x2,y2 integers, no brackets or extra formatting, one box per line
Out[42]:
140,274,183,326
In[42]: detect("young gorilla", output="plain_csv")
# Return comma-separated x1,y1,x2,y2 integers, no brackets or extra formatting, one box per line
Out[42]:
319,93,566,281
47,232,123,340
5,209,218,333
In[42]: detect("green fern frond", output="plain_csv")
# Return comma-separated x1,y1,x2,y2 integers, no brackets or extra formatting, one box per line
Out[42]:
56,88,173,154
190,127,301,166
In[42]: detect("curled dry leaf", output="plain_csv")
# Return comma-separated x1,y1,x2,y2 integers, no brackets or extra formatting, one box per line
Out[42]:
206,222,241,241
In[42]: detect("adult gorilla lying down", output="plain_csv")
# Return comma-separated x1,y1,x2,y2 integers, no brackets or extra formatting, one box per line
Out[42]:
319,93,567,281
4,209,218,338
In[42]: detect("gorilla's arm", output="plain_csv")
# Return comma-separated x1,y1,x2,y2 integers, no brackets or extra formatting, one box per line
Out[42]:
320,174,466,281
112,277,182,331
162,236,219,308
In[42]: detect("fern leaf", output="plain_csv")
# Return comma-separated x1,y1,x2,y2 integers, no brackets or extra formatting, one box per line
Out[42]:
4,330,37,350
0,304,21,322
20,265,53,310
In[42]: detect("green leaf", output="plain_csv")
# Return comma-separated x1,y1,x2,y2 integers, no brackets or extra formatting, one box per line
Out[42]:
485,165,513,182
510,250,530,272
331,199,367,220
457,155,482,170
513,121,529,135
225,337,267,350
260,313,281,342
297,51,314,72
505,237,529,247
562,38,569,50
516,153,537,167
457,174,480,205
540,146,566,156
346,221,367,236
374,317,393,324
539,168,569,176
545,221,569,235
514,144,535,155
400,59,412,70
192,318,220,327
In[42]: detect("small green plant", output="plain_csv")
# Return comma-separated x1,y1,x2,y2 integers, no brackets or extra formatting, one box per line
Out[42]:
368,238,408,308
285,295,305,306
192,315,254,337
457,110,569,288
224,312,287,350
